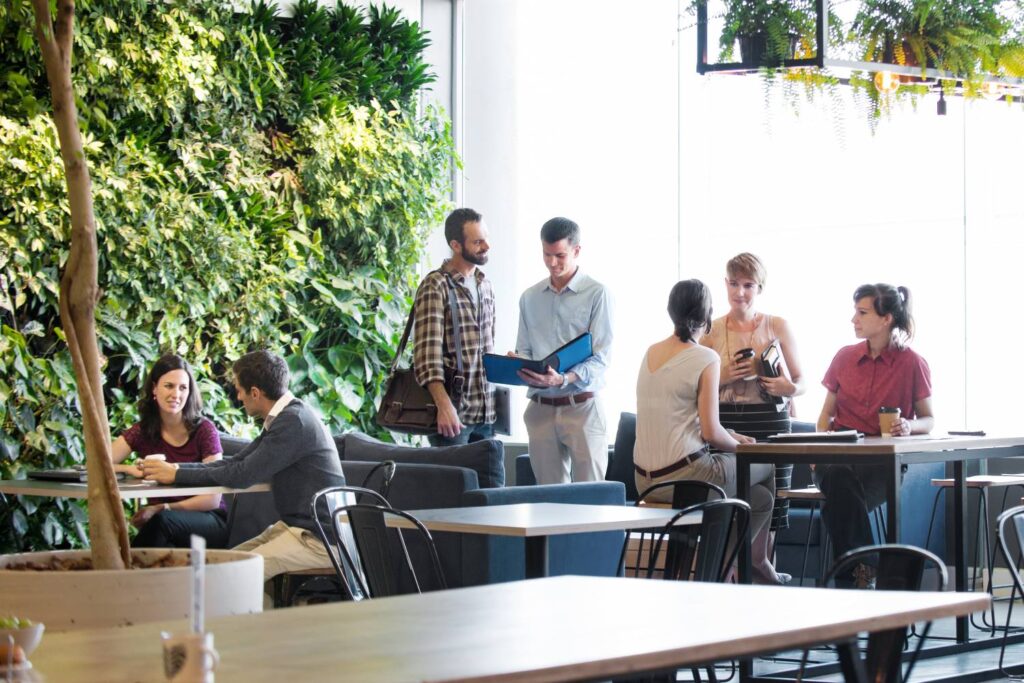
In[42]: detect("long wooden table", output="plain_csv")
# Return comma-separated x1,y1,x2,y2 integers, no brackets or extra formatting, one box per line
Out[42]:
385,502,694,578
736,433,1024,643
0,478,270,500
27,575,987,682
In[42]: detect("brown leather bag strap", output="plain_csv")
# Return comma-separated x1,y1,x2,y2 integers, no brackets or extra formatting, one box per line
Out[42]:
390,270,465,375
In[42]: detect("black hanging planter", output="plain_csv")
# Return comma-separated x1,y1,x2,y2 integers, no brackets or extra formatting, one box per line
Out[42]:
737,32,799,67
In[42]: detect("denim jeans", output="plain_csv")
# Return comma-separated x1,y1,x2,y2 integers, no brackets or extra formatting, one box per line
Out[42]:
428,422,495,448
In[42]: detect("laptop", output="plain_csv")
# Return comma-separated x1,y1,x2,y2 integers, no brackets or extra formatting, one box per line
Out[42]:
28,467,125,482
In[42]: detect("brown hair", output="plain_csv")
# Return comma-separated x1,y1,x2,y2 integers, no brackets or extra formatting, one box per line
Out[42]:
668,279,713,342
853,283,915,346
726,253,767,292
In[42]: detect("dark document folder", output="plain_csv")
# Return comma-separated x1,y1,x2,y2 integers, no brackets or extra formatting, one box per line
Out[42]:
765,430,864,443
28,467,126,482
484,333,593,386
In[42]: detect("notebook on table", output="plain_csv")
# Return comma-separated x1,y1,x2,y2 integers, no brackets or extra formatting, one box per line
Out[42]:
28,467,126,483
765,430,864,443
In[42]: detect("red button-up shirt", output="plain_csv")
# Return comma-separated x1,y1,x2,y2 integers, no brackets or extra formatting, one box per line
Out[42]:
822,341,932,435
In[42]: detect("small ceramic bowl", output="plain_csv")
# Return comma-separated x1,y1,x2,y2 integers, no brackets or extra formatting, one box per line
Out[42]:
0,622,45,658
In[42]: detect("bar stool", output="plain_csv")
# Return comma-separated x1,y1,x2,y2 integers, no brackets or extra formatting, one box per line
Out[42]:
780,486,887,587
924,474,1024,633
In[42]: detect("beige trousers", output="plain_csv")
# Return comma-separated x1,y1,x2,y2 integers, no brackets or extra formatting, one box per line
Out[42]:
525,396,608,484
634,454,776,539
233,520,332,581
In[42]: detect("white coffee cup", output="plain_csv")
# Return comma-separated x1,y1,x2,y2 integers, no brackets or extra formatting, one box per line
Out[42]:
145,454,167,462
161,631,218,683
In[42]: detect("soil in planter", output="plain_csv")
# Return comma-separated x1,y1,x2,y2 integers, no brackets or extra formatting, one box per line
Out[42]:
4,552,203,571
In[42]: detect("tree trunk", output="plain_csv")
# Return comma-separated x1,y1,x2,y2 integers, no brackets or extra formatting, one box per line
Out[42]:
30,0,130,569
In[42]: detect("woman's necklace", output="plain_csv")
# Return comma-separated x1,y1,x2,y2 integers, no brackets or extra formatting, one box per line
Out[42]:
725,313,759,396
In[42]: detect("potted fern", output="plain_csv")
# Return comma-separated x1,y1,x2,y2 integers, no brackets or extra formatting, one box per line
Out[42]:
850,0,1024,92
718,0,818,65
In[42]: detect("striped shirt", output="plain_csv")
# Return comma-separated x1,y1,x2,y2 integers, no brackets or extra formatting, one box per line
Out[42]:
412,262,495,425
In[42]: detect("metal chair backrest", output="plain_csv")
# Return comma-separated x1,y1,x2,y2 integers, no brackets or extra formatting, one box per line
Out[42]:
620,480,728,578
818,544,947,682
648,498,750,584
996,505,1024,676
309,485,390,601
359,460,397,500
332,503,447,599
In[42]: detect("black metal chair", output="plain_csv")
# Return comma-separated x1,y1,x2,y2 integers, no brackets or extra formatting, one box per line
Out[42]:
798,543,948,683
332,503,447,598
621,498,750,683
272,471,396,607
995,504,1024,678
619,479,726,579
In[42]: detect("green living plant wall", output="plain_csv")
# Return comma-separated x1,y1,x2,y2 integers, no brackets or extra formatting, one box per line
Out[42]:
0,0,455,553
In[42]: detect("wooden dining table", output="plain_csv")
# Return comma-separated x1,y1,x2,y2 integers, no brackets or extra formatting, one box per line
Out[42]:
385,501,696,578
736,433,1024,643
25,575,988,683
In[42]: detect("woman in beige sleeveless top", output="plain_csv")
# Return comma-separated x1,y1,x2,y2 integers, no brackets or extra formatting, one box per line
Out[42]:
634,279,783,584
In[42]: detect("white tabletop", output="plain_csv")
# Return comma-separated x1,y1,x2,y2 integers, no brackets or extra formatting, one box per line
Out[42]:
28,575,989,682
386,502,696,537
738,433,1024,457
0,479,270,500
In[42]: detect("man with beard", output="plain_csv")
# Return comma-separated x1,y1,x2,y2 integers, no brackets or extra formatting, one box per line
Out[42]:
516,217,612,484
412,208,496,446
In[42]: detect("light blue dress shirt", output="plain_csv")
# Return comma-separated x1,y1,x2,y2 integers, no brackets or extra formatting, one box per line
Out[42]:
515,269,613,398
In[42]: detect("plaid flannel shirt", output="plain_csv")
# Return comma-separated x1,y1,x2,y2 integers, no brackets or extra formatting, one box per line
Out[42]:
412,262,495,425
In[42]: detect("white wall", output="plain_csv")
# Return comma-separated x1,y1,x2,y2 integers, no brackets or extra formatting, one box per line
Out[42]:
431,0,1024,443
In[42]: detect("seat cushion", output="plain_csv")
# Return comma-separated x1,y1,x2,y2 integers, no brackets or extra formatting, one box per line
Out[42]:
341,432,505,488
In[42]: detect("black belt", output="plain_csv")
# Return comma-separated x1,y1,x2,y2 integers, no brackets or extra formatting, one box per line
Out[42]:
530,392,594,407
634,448,708,479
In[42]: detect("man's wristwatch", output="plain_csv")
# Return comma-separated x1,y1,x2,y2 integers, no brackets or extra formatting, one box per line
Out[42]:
559,374,569,389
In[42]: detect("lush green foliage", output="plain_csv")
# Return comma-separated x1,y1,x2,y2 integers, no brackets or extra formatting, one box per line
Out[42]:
0,0,454,553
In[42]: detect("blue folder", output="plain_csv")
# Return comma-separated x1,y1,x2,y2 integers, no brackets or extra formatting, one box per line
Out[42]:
484,333,593,386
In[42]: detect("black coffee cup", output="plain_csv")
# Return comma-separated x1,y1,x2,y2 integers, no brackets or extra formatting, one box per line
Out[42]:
734,348,757,380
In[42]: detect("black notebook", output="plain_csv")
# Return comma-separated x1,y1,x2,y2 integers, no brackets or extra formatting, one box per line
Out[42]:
28,467,125,483
765,430,864,443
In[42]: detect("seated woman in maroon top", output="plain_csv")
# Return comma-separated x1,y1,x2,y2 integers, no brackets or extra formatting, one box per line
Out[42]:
813,284,934,584
111,354,227,548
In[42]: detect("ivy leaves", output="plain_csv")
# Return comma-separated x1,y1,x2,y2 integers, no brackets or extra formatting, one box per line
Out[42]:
0,0,454,553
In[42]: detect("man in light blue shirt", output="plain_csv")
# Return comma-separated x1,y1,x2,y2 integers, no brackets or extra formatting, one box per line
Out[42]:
516,217,613,484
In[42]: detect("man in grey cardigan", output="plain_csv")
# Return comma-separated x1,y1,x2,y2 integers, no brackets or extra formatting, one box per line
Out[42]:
142,350,346,580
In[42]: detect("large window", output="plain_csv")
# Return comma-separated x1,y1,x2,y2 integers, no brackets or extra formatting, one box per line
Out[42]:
454,0,1023,442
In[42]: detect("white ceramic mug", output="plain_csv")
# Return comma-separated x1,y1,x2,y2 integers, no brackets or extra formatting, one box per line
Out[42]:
161,631,219,683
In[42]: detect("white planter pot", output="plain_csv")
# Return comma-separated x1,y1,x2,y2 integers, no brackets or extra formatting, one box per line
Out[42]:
0,549,264,632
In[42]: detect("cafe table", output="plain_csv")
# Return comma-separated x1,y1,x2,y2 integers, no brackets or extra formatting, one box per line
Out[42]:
0,478,270,500
385,501,694,578
26,575,988,683
736,433,1024,643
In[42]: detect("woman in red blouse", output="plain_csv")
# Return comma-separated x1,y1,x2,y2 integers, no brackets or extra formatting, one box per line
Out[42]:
111,354,226,548
814,284,934,582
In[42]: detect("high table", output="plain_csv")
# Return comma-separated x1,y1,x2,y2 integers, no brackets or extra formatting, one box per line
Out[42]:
736,434,1024,643
0,478,270,500
385,501,694,578
26,575,987,682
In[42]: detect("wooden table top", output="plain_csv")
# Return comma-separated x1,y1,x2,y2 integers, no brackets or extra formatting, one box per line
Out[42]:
28,575,989,682
738,433,1024,457
386,502,695,537
0,479,270,500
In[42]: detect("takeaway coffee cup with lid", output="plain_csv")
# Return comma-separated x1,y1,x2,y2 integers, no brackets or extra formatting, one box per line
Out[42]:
878,407,901,437
734,348,757,381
